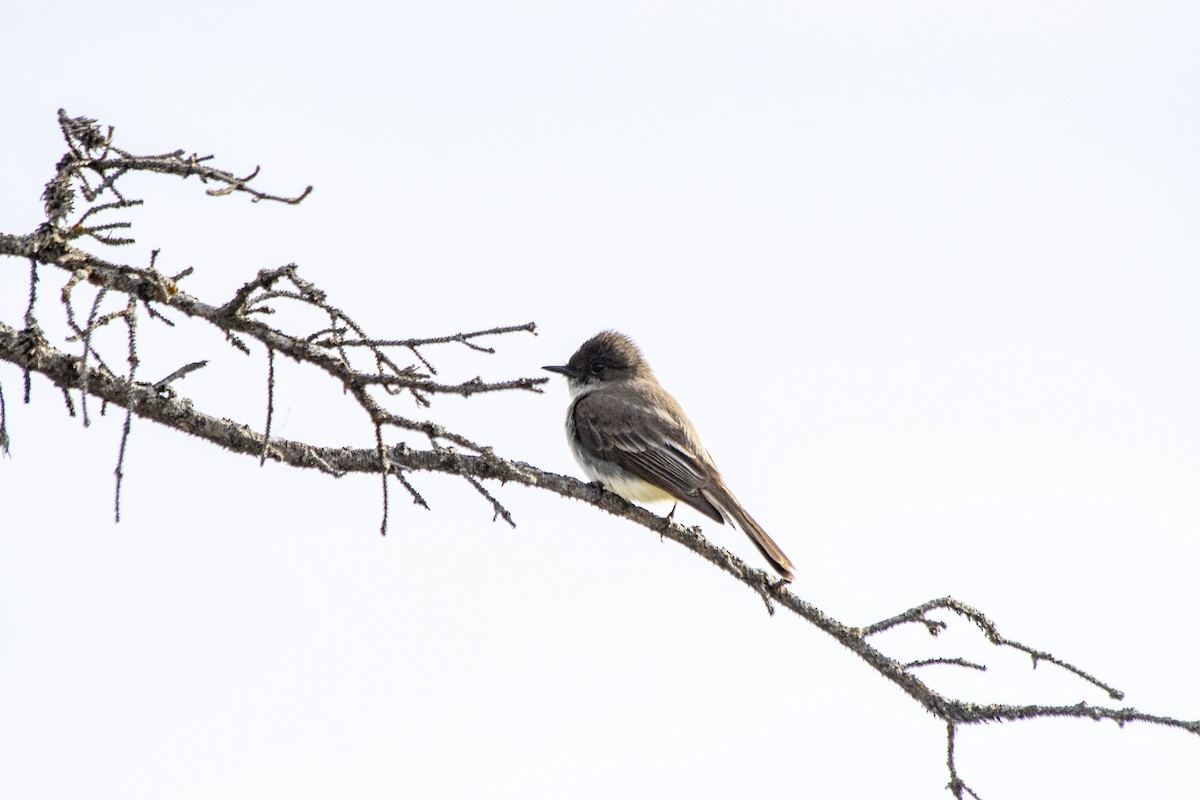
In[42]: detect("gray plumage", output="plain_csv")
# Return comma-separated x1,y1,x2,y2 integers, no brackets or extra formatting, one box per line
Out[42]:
545,331,795,581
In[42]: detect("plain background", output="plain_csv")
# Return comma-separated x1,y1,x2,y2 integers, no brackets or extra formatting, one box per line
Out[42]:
2,3,1198,797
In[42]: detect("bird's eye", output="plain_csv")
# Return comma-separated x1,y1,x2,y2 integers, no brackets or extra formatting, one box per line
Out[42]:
590,362,606,376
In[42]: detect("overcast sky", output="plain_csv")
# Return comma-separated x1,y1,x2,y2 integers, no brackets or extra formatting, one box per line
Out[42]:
3,3,1199,797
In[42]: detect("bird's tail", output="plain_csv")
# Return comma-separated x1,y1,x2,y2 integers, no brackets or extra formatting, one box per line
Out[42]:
706,483,795,582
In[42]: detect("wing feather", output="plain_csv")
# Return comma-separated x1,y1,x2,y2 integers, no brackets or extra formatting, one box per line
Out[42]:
571,389,724,523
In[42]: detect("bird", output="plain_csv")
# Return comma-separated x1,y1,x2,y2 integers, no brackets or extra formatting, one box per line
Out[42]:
544,330,795,581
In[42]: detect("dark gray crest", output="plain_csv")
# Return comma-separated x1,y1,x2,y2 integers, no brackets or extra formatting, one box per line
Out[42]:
544,330,651,385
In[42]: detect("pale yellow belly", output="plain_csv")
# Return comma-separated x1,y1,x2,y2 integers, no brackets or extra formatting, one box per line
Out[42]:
596,472,676,504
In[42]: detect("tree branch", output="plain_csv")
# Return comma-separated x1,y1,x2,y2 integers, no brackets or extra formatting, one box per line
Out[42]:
5,316,1197,739
3,109,1196,798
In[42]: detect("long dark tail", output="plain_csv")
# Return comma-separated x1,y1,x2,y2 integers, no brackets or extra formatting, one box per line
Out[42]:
705,483,795,582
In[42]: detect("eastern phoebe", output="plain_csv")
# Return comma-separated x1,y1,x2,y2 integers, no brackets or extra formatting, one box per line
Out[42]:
544,331,795,581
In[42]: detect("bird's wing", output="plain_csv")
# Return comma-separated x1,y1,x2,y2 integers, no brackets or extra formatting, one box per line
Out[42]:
571,390,724,523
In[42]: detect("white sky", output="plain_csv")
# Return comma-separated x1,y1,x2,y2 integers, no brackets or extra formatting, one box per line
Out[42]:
3,2,1199,797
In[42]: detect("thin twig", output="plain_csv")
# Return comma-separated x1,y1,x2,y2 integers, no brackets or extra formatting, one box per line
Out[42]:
113,298,137,523
0,381,9,456
946,723,982,800
332,322,539,350
376,425,390,536
463,474,515,527
391,467,430,510
865,597,1124,701
79,285,108,427
152,360,208,390
906,657,988,672
261,347,275,466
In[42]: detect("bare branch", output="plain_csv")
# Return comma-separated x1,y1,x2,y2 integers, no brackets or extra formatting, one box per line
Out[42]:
946,724,982,800
152,360,208,391
354,373,547,395
0,381,9,457
113,297,138,522
865,596,1125,701
463,473,516,527
261,347,275,467
391,467,430,510
375,425,390,535
3,110,1196,798
906,657,988,672
330,322,539,352
6,315,1200,736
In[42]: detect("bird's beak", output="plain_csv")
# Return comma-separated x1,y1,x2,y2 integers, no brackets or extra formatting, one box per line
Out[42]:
543,364,578,377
